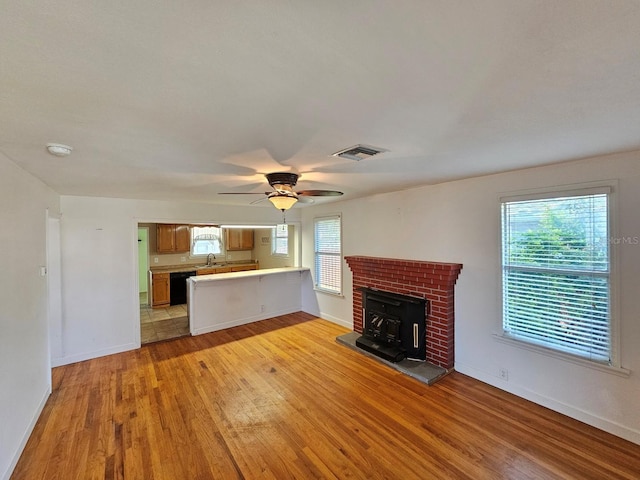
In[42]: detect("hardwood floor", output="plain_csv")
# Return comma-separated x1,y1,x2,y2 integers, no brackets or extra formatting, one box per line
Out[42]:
11,313,640,479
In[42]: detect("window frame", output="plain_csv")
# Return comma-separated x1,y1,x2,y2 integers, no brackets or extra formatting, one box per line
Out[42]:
313,214,342,296
190,225,225,258
271,224,289,257
499,183,621,369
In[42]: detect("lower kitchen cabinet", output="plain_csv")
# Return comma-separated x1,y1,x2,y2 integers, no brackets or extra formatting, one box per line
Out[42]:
231,264,258,272
151,272,170,308
196,266,231,275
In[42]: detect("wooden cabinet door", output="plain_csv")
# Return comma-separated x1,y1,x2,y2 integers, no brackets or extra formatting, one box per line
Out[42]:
157,224,191,253
156,224,175,253
241,229,254,249
152,273,170,307
225,229,240,250
225,229,254,250
196,266,232,275
175,224,191,252
231,264,258,272
196,267,217,275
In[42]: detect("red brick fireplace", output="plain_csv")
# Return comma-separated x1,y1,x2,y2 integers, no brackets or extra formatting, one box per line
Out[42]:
345,256,463,369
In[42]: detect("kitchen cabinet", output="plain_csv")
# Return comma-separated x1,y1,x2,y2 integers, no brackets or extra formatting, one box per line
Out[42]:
196,264,256,275
156,224,174,253
225,229,254,251
231,264,258,272
151,272,170,307
175,225,191,251
196,266,232,275
157,224,191,253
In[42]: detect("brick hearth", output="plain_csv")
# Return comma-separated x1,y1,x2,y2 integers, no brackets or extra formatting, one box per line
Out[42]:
345,256,463,369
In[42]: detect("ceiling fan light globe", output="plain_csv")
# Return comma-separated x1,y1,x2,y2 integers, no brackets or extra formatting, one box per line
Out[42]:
268,194,298,211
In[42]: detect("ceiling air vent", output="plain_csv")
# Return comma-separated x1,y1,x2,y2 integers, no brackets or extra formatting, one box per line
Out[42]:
332,144,386,161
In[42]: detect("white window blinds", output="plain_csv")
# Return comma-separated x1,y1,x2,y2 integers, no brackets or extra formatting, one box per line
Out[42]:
501,190,611,363
314,215,342,294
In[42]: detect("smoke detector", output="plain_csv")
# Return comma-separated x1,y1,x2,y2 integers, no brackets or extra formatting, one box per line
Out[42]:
332,144,386,161
46,143,73,156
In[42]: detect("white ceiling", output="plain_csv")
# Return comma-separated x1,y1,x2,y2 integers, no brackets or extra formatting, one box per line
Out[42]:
2,1,640,207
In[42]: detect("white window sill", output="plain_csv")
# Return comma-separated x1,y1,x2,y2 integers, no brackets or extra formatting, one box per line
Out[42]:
492,333,631,378
314,287,344,298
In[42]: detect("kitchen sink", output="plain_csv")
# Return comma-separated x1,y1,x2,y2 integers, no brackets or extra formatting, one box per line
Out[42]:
196,263,227,268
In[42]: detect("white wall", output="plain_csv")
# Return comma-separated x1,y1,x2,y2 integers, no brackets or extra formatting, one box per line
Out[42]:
253,226,298,269
301,150,640,444
0,154,59,480
56,196,300,366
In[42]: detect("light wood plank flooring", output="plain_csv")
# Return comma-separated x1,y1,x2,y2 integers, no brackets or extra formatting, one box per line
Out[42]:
11,313,640,479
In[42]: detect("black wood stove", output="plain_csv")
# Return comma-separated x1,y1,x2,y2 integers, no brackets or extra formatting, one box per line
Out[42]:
355,288,428,362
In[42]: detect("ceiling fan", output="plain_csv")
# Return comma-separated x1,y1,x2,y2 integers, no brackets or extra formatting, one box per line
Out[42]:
219,172,343,211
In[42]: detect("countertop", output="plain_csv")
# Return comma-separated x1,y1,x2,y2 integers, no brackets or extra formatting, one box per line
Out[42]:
150,261,258,274
189,267,309,283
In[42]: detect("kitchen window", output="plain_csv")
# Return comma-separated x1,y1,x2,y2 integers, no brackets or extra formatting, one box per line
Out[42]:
272,224,289,256
314,214,342,295
500,185,615,366
191,226,223,256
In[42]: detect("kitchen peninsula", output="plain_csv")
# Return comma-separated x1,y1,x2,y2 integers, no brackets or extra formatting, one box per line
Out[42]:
187,267,310,336
148,262,258,308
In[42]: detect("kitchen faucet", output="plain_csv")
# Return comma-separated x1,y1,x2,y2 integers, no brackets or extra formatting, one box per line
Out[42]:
206,253,216,266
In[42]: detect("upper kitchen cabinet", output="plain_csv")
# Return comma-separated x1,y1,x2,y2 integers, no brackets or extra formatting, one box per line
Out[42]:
225,228,254,251
157,224,191,253
174,225,191,251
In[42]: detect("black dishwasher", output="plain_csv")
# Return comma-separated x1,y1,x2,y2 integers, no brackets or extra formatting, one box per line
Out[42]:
169,271,196,305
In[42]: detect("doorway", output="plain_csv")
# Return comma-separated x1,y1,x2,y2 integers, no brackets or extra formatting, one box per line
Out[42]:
137,224,190,344
137,227,149,305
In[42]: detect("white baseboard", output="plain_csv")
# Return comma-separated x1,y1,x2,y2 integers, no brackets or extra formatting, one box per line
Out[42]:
192,306,301,336
307,310,352,330
455,361,640,445
52,342,138,367
2,386,50,480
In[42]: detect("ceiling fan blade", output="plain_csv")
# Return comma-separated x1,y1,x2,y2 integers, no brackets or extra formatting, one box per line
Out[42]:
218,192,271,195
296,190,343,197
250,196,269,205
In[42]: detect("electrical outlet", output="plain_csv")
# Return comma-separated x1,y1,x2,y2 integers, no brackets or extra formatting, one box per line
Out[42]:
499,368,509,381
260,304,265,312
154,257,159,263
181,256,186,262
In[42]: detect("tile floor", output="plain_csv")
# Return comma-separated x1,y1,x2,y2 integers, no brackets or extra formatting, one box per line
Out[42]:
140,293,190,344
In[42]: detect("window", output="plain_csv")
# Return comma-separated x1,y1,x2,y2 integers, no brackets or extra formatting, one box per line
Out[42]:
314,215,342,294
272,224,289,256
501,187,613,364
191,226,223,256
